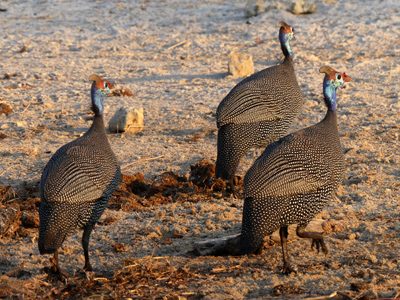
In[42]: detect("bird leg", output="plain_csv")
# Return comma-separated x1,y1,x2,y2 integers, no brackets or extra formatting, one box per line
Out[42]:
227,177,238,199
296,225,328,254
279,226,296,274
50,250,68,279
82,227,94,271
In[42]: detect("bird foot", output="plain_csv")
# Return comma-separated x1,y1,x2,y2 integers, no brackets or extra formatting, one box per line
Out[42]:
83,262,93,272
43,253,69,282
45,264,69,282
78,268,94,280
311,238,328,254
282,262,296,275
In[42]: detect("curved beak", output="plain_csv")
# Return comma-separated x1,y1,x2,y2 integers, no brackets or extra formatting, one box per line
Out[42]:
343,72,353,82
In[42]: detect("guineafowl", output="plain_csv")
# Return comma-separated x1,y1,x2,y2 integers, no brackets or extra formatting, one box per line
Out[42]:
239,66,352,274
215,21,303,188
38,75,121,277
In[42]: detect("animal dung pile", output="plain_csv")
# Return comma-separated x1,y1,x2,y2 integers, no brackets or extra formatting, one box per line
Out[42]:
0,185,40,239
110,159,240,211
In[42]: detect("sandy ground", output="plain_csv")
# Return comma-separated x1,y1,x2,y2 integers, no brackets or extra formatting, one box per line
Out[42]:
1,0,400,298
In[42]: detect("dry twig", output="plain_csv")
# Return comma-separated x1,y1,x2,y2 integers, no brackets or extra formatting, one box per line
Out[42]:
303,291,353,300
168,40,188,50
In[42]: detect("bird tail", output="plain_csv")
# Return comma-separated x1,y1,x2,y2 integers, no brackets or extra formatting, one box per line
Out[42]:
215,124,248,180
38,201,74,255
239,232,263,255
239,197,270,255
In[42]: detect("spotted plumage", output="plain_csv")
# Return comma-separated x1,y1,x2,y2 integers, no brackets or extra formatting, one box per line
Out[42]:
239,66,352,274
38,75,121,276
215,21,303,182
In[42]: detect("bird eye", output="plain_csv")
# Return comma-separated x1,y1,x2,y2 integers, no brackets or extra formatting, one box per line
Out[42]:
104,82,108,88
337,74,342,80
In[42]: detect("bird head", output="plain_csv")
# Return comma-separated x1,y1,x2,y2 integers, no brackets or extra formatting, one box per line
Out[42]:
88,74,114,116
278,21,295,59
320,66,352,88
319,66,352,111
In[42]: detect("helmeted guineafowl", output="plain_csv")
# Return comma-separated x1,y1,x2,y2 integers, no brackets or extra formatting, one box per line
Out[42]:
215,21,303,187
38,75,121,276
239,66,352,274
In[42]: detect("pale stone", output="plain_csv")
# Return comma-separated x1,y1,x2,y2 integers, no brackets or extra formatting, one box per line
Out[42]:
245,0,265,18
290,0,318,14
228,51,254,78
109,107,144,133
16,121,27,128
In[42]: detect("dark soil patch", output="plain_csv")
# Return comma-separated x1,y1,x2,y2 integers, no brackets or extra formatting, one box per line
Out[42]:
109,159,243,211
0,160,242,239
0,102,13,115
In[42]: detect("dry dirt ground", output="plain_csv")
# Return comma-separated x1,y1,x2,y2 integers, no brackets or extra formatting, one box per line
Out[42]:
1,0,400,299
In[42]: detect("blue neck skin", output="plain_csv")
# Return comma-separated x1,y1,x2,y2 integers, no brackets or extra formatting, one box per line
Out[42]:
279,32,293,59
91,86,105,117
323,79,338,112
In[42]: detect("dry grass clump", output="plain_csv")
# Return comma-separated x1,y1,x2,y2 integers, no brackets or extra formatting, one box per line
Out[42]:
12,257,243,299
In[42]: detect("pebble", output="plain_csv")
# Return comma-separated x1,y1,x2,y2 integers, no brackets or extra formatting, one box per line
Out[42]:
245,0,265,17
16,121,27,127
347,233,357,240
109,107,144,133
228,51,254,78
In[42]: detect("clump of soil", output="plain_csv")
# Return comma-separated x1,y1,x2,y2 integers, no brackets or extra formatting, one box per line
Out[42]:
110,159,243,211
0,103,12,115
0,160,240,239
0,183,41,238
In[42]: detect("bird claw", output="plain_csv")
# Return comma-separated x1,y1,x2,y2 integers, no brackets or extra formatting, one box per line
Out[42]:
47,265,69,281
78,268,94,280
84,262,93,272
311,239,328,254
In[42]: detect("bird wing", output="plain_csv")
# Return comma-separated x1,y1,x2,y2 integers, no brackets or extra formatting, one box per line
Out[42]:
43,145,118,204
244,130,332,199
216,67,290,127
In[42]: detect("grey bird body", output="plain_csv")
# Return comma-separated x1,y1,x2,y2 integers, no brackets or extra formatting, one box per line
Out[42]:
215,57,303,180
38,75,120,275
239,66,352,273
240,111,344,254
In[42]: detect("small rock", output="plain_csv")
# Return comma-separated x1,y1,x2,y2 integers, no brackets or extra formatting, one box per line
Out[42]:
16,121,27,128
109,107,144,133
245,0,265,17
228,51,254,78
290,0,318,14
347,233,357,240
